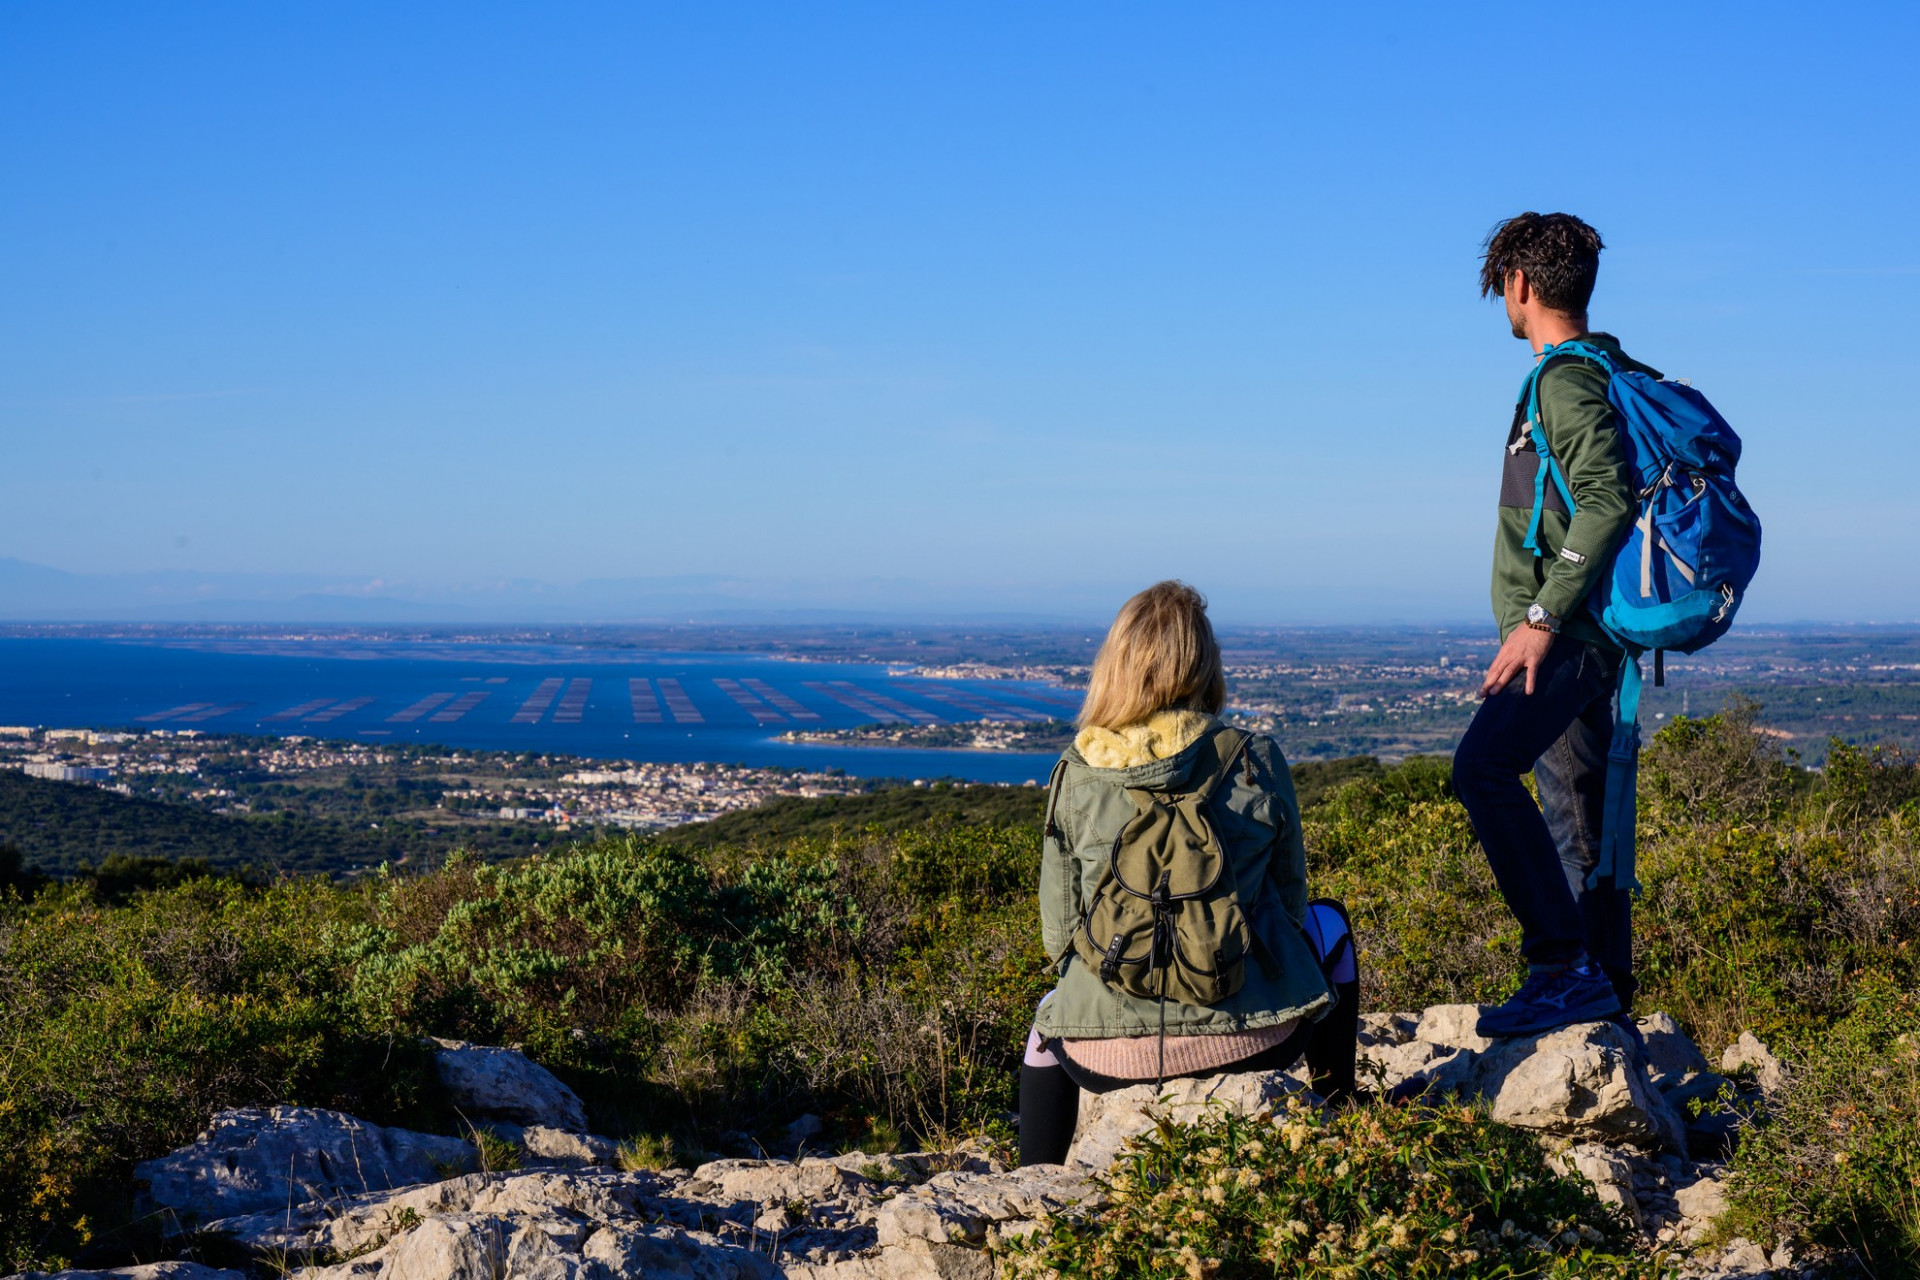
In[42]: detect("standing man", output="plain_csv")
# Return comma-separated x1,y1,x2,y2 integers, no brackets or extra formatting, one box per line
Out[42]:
1454,212,1659,1039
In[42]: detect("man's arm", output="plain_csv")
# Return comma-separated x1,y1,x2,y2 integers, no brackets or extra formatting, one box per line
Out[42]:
1532,359,1635,621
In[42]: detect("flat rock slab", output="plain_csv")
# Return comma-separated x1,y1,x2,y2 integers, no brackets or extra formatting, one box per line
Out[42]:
135,1106,477,1222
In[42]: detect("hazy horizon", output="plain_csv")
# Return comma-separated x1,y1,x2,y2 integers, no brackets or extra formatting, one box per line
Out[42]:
4,554,1917,630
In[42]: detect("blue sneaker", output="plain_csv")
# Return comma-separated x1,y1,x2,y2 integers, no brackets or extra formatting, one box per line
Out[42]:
1476,965,1623,1038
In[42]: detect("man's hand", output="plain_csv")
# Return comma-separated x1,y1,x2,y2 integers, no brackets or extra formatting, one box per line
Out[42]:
1481,625,1555,698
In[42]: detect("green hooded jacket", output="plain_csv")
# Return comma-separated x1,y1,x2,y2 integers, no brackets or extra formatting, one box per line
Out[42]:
1493,332,1661,648
1031,711,1334,1039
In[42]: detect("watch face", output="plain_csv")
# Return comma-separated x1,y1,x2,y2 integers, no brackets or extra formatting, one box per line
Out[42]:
1527,604,1546,623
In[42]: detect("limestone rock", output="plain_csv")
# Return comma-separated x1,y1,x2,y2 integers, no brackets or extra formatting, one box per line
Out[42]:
487,1123,619,1168
1413,1003,1501,1054
1355,1011,1418,1047
1064,1069,1307,1169
433,1038,590,1132
687,1156,874,1205
1357,1036,1453,1091
207,1169,664,1259
1675,1172,1732,1244
1638,1013,1711,1081
135,1106,476,1221
1702,1236,1775,1278
1661,1071,1749,1158
784,1240,991,1280
1551,1142,1644,1229
784,1113,825,1151
1720,1032,1788,1095
874,1166,1093,1249
5,1268,249,1280
582,1225,779,1279
1475,1021,1688,1151
1361,1039,1477,1097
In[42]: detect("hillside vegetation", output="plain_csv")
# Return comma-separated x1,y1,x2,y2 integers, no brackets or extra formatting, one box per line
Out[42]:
0,767,543,879
2,703,1917,1273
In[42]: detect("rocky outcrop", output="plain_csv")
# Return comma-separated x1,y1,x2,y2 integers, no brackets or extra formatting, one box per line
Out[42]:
182,1155,1070,1280
7,1268,248,1280
432,1039,590,1133
35,1019,1800,1280
1358,1007,1773,1157
134,1107,478,1221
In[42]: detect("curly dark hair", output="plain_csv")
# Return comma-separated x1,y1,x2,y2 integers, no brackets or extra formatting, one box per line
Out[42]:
1479,212,1605,313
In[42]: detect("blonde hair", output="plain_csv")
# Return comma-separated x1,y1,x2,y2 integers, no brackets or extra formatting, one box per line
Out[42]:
1077,581,1226,731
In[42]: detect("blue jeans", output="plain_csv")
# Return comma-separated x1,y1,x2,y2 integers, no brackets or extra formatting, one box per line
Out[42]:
1452,639,1637,1010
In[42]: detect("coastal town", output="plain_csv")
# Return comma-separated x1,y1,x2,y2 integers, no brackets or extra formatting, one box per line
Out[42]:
0,726,864,834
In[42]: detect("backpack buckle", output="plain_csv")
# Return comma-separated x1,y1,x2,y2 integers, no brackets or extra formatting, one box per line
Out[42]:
1099,933,1126,985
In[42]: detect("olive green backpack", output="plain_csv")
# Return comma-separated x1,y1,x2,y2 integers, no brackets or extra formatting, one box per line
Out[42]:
1050,726,1256,1008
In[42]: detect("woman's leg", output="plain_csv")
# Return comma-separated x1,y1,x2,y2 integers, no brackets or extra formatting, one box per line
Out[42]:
1303,899,1360,1104
1018,1026,1080,1166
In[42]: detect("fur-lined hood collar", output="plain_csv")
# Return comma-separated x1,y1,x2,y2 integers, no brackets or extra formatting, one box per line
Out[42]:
1073,708,1219,772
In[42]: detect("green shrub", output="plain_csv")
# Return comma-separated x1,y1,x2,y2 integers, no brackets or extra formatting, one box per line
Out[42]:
615,1132,681,1171
1000,1096,1662,1279
1305,785,1519,1011
468,1124,523,1173
1728,980,1920,1276
0,878,437,1270
343,838,861,1048
1639,697,1801,835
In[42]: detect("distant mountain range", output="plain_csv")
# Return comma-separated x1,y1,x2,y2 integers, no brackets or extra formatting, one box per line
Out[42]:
0,556,1130,624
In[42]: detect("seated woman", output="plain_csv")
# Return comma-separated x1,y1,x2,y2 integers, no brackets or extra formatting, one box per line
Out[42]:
1018,581,1360,1167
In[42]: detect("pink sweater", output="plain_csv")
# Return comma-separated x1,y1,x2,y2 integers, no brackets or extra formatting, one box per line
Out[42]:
1061,1019,1298,1080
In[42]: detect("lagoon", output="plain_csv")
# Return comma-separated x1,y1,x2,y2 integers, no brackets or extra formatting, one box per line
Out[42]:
0,637,1069,785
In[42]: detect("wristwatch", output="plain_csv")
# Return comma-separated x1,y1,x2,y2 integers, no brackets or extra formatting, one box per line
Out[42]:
1525,603,1561,634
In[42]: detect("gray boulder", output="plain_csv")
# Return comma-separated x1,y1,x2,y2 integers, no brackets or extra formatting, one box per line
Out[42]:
1476,1020,1688,1152
135,1106,476,1221
433,1038,590,1132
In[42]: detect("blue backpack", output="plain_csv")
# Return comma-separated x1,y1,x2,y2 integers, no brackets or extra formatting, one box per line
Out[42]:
1519,340,1762,891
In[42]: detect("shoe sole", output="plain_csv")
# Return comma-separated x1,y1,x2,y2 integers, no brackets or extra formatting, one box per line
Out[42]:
1476,992,1623,1039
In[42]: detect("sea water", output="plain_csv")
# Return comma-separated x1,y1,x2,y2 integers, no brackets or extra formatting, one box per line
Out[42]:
0,637,1070,784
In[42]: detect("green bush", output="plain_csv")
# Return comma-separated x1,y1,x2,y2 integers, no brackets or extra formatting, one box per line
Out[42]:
0,878,437,1270
343,839,861,1047
1727,980,1920,1276
1000,1096,1661,1279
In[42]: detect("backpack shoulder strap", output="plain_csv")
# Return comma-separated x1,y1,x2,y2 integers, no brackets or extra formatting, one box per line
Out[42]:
1519,341,1617,554
1042,757,1070,844
1186,726,1252,803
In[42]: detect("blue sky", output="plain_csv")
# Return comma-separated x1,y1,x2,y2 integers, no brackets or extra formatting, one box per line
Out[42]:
2,3,1915,623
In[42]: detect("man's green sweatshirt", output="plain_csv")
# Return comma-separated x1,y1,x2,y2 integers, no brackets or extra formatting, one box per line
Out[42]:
1493,332,1660,649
